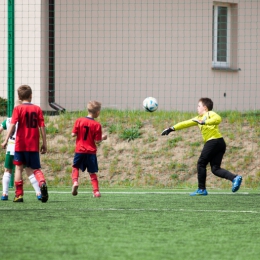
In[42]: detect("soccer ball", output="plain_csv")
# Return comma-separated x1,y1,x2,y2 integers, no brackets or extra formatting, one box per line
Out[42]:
143,97,158,112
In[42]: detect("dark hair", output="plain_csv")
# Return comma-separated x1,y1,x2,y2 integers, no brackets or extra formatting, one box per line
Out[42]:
17,85,32,101
199,98,213,111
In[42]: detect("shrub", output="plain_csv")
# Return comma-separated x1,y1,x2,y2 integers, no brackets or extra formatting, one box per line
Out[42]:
0,97,7,116
120,127,141,141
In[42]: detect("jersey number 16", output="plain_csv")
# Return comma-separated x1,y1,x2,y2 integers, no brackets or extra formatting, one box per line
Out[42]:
25,112,38,128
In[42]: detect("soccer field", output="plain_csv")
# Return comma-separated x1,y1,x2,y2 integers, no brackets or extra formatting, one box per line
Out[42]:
1,188,260,260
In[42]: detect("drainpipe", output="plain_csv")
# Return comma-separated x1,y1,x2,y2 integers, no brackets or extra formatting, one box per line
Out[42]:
48,0,65,112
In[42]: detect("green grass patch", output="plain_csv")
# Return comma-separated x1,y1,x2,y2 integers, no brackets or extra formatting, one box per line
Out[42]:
189,141,201,147
167,136,183,148
167,162,188,172
46,124,59,134
120,127,141,141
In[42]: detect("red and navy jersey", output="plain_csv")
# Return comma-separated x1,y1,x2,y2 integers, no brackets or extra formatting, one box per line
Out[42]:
72,117,102,154
11,103,45,151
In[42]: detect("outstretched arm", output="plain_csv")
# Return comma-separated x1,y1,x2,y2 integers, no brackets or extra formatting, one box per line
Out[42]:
162,119,198,136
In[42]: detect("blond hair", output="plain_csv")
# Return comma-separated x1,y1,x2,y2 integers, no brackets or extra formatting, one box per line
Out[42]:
87,100,101,115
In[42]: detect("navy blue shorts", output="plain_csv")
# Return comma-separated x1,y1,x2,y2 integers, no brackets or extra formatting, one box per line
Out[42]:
13,151,41,169
73,153,98,173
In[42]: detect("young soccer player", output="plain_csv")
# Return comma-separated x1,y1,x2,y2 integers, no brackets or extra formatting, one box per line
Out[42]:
1,85,48,202
71,100,107,198
0,101,42,201
161,97,243,196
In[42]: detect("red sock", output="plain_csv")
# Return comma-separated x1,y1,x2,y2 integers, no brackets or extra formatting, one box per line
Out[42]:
71,167,79,183
90,174,99,192
33,169,46,187
15,180,24,197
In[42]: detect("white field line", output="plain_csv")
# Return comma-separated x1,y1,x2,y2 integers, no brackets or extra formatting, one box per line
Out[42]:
18,191,250,195
0,207,258,214
2,191,258,213
80,208,259,214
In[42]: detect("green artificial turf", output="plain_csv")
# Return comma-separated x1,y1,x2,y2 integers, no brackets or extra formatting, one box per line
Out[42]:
1,188,260,260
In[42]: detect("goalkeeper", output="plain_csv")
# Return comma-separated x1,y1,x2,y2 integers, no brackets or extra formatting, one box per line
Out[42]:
161,97,242,196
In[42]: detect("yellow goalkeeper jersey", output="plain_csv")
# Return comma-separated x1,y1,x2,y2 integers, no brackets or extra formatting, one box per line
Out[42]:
173,111,223,143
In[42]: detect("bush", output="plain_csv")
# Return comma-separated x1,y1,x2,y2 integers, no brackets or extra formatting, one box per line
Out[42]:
119,127,141,141
0,97,7,116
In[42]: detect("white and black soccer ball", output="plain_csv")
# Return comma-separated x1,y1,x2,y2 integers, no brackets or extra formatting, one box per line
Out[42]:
143,97,158,112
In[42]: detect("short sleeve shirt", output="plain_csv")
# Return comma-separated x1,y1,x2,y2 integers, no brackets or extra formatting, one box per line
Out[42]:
72,117,102,154
11,103,45,151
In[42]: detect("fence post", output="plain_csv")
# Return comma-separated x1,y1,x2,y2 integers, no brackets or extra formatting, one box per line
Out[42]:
8,0,15,188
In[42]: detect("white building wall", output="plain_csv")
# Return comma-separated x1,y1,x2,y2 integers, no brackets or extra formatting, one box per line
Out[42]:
0,1,7,99
0,0,259,112
54,0,260,112
15,0,49,109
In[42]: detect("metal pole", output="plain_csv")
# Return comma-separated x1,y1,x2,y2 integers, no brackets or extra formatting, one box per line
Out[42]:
48,0,65,112
8,0,15,188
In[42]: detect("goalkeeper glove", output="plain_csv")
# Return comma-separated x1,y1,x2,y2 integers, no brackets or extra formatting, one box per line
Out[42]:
161,127,175,136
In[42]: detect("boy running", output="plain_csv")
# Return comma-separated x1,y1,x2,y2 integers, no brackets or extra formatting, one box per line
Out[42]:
71,100,107,197
1,85,48,202
0,103,42,200
161,97,242,196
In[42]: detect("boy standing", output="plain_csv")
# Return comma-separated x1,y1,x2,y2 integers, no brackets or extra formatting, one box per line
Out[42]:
161,97,242,196
71,100,107,197
1,85,48,202
0,108,42,201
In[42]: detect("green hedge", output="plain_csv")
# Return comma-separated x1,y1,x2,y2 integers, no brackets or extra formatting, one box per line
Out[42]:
0,97,7,116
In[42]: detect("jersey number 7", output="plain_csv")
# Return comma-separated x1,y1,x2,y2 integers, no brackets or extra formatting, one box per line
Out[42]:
83,126,89,140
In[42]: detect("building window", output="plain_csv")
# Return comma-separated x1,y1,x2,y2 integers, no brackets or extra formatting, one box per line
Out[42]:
212,3,231,68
